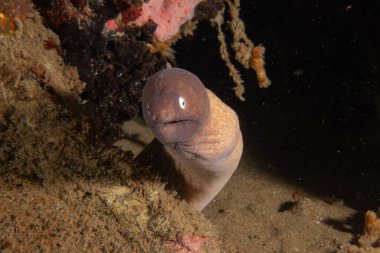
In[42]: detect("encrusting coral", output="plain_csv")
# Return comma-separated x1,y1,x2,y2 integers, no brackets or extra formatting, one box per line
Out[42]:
105,0,205,42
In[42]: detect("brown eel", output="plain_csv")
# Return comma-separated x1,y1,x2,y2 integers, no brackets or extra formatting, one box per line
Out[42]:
141,67,243,211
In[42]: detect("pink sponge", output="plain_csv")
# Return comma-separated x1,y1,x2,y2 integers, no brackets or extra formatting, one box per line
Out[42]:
106,0,204,42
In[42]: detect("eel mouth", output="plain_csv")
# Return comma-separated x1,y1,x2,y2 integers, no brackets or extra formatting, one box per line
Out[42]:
152,119,189,128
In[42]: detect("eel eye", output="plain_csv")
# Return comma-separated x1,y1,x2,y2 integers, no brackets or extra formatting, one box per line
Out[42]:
147,105,150,114
179,96,186,109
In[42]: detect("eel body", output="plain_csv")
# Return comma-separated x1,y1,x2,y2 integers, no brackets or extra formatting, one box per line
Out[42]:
142,67,243,211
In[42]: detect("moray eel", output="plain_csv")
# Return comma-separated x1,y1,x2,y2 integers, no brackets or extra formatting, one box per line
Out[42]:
142,67,243,211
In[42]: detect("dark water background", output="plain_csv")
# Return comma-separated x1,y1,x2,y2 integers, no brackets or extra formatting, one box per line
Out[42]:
174,0,380,210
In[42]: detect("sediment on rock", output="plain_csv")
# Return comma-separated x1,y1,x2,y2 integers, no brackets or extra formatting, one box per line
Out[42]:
0,4,226,252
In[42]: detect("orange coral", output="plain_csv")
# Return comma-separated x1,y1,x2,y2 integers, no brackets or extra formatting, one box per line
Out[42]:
338,211,380,253
0,0,29,35
214,0,270,101
364,210,380,236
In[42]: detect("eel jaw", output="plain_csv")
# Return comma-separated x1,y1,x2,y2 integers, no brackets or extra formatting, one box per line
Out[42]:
152,119,189,128
150,119,198,144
